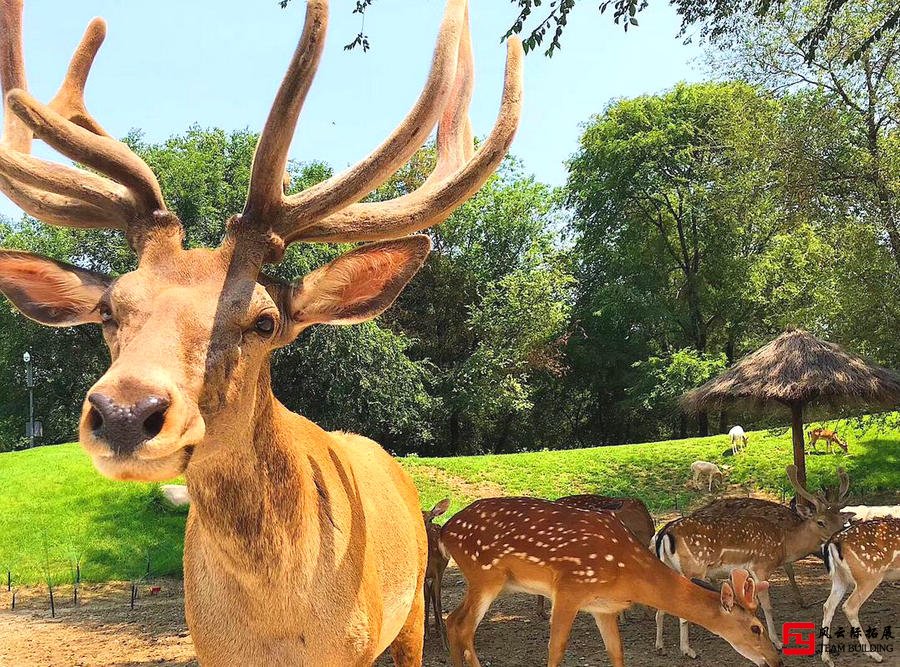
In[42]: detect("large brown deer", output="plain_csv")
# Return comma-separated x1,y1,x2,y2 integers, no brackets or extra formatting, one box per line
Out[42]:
441,497,782,667
654,466,850,658
0,0,522,664
821,518,900,665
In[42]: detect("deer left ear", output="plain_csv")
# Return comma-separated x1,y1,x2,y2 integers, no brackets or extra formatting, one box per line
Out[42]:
720,582,735,612
0,250,111,326
288,236,431,327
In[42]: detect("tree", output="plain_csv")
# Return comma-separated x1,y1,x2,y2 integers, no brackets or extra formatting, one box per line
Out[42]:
566,82,806,438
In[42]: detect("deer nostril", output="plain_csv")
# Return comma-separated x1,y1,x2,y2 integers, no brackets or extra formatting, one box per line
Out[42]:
143,408,166,439
87,405,104,431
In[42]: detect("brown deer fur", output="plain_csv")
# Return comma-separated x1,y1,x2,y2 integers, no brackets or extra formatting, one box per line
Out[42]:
423,498,452,647
0,0,523,663
441,497,782,667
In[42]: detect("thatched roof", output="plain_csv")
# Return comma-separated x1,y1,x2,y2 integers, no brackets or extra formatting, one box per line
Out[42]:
682,329,900,414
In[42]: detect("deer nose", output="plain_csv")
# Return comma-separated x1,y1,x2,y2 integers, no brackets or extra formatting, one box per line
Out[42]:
87,393,170,455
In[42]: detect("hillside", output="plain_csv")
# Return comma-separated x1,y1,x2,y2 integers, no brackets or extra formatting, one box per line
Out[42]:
0,418,897,585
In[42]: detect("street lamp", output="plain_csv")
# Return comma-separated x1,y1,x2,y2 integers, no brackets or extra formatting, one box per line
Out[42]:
23,351,34,448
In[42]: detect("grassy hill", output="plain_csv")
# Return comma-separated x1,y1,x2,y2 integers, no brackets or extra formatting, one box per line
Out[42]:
1,418,897,585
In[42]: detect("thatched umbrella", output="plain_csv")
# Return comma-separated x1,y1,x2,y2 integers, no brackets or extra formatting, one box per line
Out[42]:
682,328,900,485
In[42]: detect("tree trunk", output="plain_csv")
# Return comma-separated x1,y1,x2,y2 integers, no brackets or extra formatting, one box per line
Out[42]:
679,413,688,439
791,402,806,488
717,410,727,434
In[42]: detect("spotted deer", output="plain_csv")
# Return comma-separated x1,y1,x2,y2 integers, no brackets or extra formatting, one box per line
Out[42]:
821,518,900,664
0,0,522,663
423,497,451,648
808,428,849,454
654,465,851,657
441,497,782,667
691,466,852,608
536,494,656,619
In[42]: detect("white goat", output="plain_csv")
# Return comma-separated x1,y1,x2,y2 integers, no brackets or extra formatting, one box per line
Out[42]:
841,505,900,521
691,460,724,492
728,425,749,455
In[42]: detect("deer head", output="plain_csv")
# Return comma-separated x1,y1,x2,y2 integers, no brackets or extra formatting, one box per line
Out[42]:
787,465,851,540
0,0,523,481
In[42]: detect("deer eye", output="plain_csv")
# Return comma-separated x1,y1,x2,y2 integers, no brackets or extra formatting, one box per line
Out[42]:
254,314,276,336
751,624,762,636
99,304,115,324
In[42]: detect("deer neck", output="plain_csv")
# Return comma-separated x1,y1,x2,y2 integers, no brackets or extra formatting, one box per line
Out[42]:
184,364,321,579
782,521,823,562
638,565,725,630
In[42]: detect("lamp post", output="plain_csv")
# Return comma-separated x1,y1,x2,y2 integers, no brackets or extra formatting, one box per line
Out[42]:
23,351,34,448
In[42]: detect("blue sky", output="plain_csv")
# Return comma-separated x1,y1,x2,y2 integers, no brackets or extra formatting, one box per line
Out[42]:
0,0,703,220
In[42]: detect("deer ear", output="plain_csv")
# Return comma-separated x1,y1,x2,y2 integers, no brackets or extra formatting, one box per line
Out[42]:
288,236,430,327
720,582,735,612
433,498,451,517
0,250,110,326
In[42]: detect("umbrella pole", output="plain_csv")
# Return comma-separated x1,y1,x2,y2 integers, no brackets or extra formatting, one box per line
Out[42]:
791,402,806,487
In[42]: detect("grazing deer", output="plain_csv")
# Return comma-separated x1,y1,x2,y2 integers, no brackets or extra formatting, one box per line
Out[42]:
423,497,451,648
441,497,782,667
655,466,851,657
821,518,900,665
691,460,725,491
0,0,522,664
729,425,749,455
535,494,656,618
808,428,849,454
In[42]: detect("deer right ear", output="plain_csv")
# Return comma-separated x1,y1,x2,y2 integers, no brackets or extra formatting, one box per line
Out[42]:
0,250,111,326
720,582,735,612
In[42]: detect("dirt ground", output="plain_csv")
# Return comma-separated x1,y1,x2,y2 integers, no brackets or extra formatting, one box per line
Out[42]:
0,560,897,666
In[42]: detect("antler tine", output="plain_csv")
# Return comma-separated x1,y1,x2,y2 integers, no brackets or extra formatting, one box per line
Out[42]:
837,467,850,502
242,0,328,222
48,17,110,137
786,464,822,509
237,0,471,255
0,2,174,252
293,33,524,245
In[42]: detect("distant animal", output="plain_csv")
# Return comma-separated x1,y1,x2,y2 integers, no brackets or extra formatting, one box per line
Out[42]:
441,496,782,667
535,494,656,619
808,427,848,454
691,461,724,492
841,505,900,521
821,518,900,665
422,498,451,648
728,425,749,455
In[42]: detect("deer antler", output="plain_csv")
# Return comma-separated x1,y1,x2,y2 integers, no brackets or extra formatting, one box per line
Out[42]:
236,0,524,260
836,467,850,503
0,0,174,253
787,464,824,511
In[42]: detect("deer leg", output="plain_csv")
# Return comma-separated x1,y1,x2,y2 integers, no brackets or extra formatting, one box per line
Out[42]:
821,568,850,665
842,577,883,663
547,595,579,667
754,575,782,650
424,580,432,639
447,580,503,667
655,609,666,653
537,594,549,619
593,612,625,667
435,574,449,650
784,562,806,608
679,618,697,659
390,579,426,667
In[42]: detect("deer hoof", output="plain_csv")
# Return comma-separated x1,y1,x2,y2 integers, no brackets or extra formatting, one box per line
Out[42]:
869,652,883,663
681,648,698,659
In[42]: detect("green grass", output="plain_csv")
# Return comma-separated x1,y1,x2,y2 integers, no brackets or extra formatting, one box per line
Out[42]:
1,417,897,585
